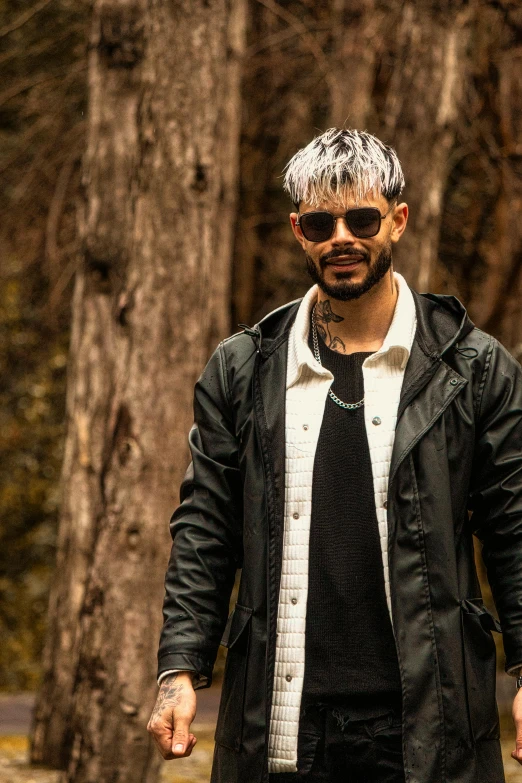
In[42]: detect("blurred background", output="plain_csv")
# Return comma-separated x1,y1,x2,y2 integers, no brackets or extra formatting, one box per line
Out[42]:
1,0,522,780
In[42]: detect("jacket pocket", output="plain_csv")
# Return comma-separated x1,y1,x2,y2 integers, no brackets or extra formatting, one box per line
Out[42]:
214,603,253,751
460,598,501,742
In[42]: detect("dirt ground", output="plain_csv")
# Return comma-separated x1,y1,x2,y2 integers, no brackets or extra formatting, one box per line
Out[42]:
0,724,216,783
0,706,520,783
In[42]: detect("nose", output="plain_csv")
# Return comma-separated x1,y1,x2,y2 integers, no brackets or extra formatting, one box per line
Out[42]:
331,216,357,245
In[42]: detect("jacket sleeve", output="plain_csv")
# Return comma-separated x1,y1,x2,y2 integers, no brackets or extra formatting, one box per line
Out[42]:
157,341,243,688
468,336,522,674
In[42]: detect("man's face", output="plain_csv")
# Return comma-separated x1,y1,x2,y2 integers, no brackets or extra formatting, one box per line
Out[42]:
290,192,408,301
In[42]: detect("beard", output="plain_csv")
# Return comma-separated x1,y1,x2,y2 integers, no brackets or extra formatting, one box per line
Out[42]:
305,242,393,301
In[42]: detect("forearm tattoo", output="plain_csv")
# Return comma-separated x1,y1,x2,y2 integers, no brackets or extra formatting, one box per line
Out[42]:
151,674,184,719
315,299,346,353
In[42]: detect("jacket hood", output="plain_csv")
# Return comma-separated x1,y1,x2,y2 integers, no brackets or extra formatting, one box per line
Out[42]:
244,285,475,360
411,290,475,357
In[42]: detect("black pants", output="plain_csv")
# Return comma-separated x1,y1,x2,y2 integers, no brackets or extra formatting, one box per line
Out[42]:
269,700,405,783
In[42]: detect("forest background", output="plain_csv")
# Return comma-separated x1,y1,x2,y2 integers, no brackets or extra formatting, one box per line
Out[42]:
1,0,522,781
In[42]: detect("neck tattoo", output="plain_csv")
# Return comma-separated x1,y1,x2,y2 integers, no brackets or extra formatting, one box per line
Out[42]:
312,303,365,411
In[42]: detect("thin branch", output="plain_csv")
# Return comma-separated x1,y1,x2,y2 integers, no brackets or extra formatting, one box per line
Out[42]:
9,137,61,202
246,22,331,58
0,73,63,110
0,60,87,110
246,27,303,57
45,153,77,282
254,0,330,78
0,25,83,69
0,0,55,38
43,245,82,318
10,121,84,204
0,116,52,176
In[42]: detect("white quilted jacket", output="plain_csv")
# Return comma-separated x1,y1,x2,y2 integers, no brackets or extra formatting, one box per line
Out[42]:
268,272,417,773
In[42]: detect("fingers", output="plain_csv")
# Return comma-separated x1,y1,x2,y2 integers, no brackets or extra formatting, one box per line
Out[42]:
152,733,176,760
174,733,198,758
148,717,176,759
151,731,197,760
147,708,194,760
171,713,193,756
147,673,197,760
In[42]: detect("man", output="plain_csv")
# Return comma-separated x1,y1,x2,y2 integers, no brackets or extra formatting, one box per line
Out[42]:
147,128,522,783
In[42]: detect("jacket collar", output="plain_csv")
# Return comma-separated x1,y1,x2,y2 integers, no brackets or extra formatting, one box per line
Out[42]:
285,272,417,389
250,274,475,366
410,289,475,357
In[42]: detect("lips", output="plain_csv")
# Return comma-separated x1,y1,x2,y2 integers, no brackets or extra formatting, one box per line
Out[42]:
326,255,364,266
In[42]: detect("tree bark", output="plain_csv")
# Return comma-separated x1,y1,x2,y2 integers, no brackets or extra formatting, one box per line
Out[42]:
328,0,378,130
233,0,380,326
232,0,320,325
234,1,477,322
379,1,475,292
30,0,245,780
480,7,522,351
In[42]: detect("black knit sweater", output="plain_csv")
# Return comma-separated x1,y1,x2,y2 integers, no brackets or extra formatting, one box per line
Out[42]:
301,326,402,708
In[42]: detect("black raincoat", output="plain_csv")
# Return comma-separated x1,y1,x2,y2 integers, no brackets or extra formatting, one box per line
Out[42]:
158,285,522,783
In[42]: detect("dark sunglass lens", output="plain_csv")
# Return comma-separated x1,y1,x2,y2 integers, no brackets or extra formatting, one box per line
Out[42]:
347,208,381,237
300,212,334,242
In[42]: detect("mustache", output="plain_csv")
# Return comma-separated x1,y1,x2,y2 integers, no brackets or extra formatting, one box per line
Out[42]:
320,248,370,264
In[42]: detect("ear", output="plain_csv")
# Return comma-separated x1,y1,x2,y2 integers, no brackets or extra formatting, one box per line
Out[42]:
390,202,408,244
290,212,307,250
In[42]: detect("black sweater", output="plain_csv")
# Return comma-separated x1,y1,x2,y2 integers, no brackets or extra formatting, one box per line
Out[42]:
301,328,402,708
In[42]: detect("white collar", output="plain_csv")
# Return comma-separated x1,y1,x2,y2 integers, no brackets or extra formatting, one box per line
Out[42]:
286,271,417,389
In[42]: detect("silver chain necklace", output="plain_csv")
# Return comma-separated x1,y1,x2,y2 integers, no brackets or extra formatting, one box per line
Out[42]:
312,303,365,411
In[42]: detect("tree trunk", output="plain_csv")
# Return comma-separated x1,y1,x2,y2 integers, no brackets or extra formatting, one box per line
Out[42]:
378,1,475,292
480,9,522,351
234,1,477,322
328,0,378,130
233,0,380,326
232,0,320,325
30,0,245,780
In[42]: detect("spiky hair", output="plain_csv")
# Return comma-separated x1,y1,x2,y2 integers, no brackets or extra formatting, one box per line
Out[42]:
282,128,405,208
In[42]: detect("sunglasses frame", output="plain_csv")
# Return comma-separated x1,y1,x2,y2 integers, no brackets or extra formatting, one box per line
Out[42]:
296,203,395,242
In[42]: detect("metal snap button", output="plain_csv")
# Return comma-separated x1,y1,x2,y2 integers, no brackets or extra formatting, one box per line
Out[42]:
286,674,292,682
383,500,388,509
303,424,309,431
291,597,298,605
372,416,382,425
293,512,300,519
450,378,458,386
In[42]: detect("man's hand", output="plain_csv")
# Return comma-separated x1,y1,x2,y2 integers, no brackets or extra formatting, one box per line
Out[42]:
511,687,522,764
147,672,197,759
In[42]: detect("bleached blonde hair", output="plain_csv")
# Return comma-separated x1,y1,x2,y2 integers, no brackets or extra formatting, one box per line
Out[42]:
282,128,405,208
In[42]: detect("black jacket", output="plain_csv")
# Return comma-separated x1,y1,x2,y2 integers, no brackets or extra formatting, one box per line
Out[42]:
158,285,522,783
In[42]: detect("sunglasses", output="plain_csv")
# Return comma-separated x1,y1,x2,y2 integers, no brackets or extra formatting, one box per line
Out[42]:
296,204,395,243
